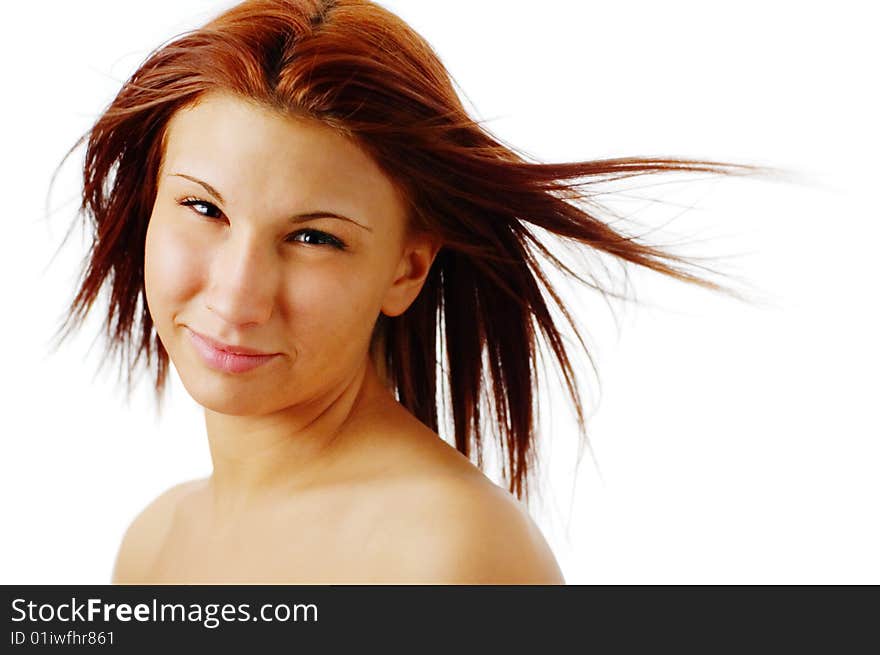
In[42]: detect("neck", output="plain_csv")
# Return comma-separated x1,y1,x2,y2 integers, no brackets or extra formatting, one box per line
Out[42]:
203,356,396,521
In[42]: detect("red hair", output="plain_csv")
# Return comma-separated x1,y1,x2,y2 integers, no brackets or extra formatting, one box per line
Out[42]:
50,0,780,504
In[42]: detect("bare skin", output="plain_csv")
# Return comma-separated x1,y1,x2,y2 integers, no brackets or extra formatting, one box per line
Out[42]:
113,91,564,584
113,360,565,584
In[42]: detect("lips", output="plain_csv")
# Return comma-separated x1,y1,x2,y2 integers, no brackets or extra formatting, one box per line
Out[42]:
185,327,280,374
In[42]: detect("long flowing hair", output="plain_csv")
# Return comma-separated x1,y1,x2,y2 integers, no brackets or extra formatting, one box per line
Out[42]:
49,0,781,504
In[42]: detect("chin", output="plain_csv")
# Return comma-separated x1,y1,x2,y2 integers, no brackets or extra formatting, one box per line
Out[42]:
176,368,285,416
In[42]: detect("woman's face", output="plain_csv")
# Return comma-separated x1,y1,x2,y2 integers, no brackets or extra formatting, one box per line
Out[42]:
145,91,436,415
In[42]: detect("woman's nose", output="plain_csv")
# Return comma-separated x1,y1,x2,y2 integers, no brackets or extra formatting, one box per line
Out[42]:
204,232,279,328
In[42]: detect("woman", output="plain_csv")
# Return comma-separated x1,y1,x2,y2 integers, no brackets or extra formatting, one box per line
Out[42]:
52,0,770,583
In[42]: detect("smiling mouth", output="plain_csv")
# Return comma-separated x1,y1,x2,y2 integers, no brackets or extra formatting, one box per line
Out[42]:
185,327,280,374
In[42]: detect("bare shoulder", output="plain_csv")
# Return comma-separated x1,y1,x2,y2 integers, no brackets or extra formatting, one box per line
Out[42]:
367,470,565,585
111,478,204,584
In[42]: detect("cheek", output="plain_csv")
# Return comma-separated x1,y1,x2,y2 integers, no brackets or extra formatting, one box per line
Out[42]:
144,214,205,323
289,259,386,351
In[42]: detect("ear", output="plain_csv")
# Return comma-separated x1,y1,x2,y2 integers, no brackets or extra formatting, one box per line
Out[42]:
381,234,442,317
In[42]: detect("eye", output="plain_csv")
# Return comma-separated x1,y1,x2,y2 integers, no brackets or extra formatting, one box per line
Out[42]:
287,229,348,251
178,197,347,250
179,196,224,220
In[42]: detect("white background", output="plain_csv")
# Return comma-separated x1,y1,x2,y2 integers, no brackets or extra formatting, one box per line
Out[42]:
1,1,877,584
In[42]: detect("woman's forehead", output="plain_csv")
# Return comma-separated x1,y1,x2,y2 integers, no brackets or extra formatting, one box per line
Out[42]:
160,91,407,225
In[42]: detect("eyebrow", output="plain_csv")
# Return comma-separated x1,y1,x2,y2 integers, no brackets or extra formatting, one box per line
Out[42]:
170,172,372,232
